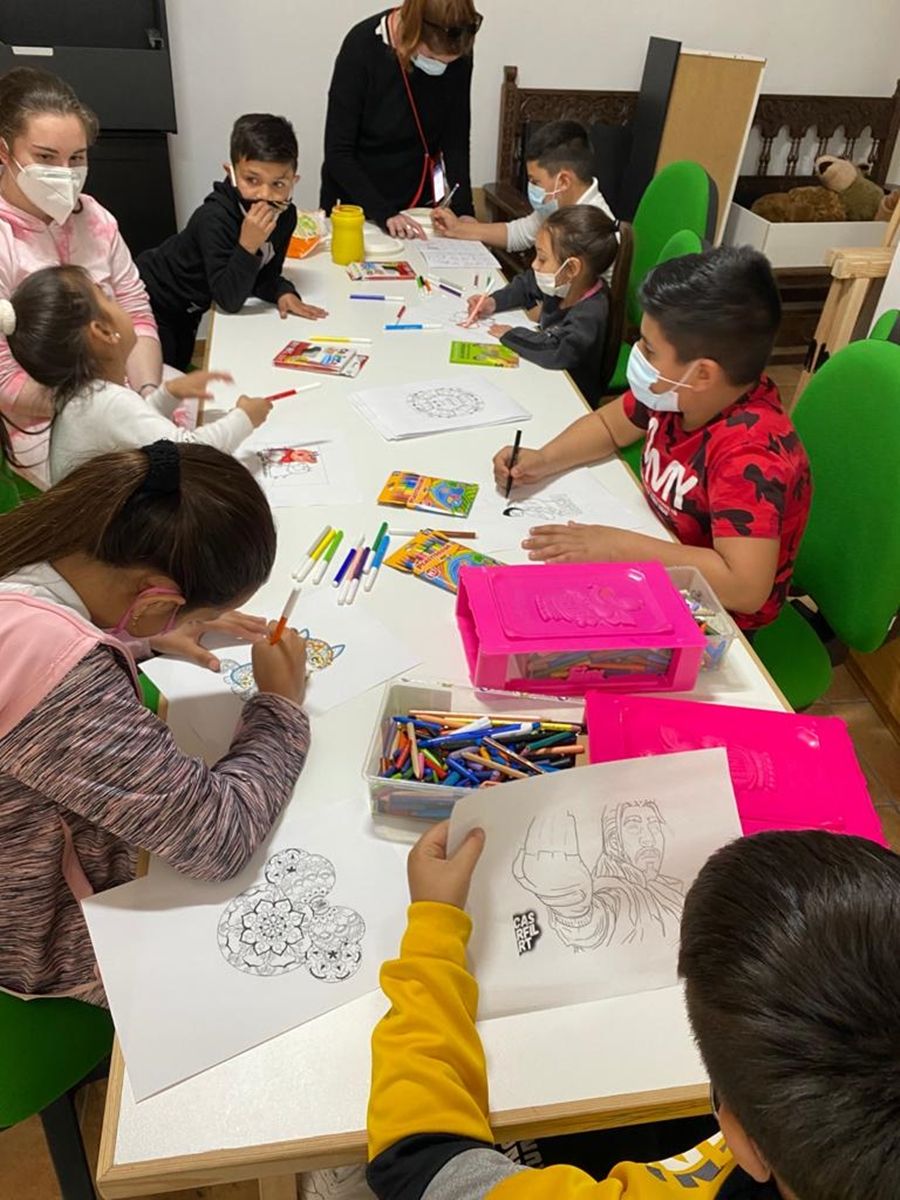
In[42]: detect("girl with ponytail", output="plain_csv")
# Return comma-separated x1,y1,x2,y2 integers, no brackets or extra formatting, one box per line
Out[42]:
0,441,310,1003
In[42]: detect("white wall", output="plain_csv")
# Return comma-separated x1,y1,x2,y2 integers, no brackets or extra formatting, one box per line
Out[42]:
165,0,900,225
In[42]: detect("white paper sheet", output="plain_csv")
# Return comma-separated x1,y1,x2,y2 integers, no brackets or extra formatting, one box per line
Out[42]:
469,467,663,552
418,238,499,270
82,800,409,1099
447,748,742,1020
140,591,423,762
349,377,531,441
236,431,360,507
397,291,536,343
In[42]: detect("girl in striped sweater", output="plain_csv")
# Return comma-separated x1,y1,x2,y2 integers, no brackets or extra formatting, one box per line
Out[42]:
0,438,310,1004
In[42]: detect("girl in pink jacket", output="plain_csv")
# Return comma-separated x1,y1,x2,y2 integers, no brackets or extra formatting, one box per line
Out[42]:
0,66,162,480
0,439,310,1004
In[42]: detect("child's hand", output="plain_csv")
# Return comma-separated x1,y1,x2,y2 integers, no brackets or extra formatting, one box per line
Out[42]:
277,293,329,321
431,207,459,236
408,821,486,909
164,370,234,402
239,201,279,254
237,393,273,428
522,521,624,562
489,323,512,339
148,610,268,670
464,293,496,324
492,443,552,491
252,627,308,705
386,213,427,240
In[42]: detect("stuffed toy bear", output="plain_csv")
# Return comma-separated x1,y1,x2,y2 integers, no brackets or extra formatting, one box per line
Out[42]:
815,156,884,221
751,186,845,223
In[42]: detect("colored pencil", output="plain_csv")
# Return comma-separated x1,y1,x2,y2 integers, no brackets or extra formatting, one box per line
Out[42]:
388,528,477,538
440,182,460,210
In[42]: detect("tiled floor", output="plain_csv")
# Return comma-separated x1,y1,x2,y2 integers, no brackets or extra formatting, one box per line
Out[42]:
3,359,896,1200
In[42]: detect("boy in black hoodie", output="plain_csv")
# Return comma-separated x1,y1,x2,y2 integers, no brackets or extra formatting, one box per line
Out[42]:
138,113,327,371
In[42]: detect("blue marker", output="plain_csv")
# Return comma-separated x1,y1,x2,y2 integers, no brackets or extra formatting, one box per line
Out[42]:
350,293,405,302
364,535,391,593
332,545,357,589
383,323,442,331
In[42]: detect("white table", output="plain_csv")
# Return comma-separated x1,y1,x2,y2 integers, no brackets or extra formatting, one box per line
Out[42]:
97,239,787,1199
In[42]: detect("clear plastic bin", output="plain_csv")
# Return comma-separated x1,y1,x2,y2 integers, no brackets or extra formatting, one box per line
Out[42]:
363,678,585,821
665,566,738,672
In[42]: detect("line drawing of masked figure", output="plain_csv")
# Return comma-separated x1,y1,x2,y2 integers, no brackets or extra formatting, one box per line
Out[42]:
512,803,684,951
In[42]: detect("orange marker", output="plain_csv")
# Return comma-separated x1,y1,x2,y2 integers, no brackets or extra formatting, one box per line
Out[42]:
269,585,302,645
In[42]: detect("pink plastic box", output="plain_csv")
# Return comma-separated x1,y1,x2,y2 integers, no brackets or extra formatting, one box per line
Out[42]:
586,693,885,844
455,562,706,696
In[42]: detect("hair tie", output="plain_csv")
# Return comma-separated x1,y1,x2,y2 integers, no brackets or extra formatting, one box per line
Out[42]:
139,440,181,497
0,298,16,337
612,218,621,233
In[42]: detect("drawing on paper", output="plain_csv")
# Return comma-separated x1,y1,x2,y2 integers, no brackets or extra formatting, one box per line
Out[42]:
658,727,776,792
219,633,345,701
217,847,366,980
512,803,684,950
407,385,485,420
502,493,584,520
256,446,325,482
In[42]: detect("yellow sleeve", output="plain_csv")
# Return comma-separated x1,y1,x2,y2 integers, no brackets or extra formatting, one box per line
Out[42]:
367,901,493,1158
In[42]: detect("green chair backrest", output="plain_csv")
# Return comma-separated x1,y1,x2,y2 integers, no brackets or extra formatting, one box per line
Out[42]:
655,228,704,266
791,339,900,651
627,161,717,326
869,308,900,344
0,991,113,1127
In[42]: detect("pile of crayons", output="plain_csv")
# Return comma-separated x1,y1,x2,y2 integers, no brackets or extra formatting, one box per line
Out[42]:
679,587,733,670
377,709,586,791
521,648,673,681
292,522,391,604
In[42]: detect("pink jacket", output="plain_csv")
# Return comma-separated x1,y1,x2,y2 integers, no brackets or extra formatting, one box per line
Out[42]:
0,192,159,434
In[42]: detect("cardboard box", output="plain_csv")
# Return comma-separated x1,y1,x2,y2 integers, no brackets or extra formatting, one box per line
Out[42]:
724,202,884,269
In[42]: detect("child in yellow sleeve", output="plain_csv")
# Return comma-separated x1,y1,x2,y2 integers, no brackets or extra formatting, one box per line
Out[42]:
367,824,900,1199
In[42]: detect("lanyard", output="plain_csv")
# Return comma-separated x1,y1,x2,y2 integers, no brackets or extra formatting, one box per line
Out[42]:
389,8,433,209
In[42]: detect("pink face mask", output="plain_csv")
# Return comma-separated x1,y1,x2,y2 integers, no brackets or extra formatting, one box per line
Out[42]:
104,587,183,638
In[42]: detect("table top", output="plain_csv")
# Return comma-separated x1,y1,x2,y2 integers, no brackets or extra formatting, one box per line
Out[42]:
98,237,786,1198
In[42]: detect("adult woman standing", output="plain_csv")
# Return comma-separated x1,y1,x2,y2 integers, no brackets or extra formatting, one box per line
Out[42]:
321,1,481,239
0,67,162,480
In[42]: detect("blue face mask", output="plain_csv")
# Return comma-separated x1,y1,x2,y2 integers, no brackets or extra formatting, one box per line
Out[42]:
626,343,696,412
412,52,448,76
527,176,563,216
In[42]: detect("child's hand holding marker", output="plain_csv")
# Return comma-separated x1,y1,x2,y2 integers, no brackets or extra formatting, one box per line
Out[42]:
254,626,308,705
237,393,274,428
492,442,552,491
463,292,496,325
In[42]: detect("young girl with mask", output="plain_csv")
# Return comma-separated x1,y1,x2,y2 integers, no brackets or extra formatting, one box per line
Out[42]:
320,1,480,239
491,247,812,633
0,439,310,1003
0,67,162,479
0,265,272,484
466,206,633,407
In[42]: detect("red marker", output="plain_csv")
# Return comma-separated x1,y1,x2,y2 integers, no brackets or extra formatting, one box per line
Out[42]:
264,388,297,401
395,304,407,322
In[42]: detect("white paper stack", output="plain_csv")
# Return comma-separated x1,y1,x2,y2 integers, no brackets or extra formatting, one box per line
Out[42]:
349,377,531,441
418,238,499,270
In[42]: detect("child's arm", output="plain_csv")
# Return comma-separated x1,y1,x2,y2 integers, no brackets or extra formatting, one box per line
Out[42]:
368,824,627,1200
108,384,260,454
105,222,164,392
253,208,329,321
3,643,310,884
496,295,607,374
431,210,513,248
488,271,542,315
195,206,269,314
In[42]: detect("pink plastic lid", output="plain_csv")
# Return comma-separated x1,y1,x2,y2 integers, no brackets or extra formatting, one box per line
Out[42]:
586,693,885,845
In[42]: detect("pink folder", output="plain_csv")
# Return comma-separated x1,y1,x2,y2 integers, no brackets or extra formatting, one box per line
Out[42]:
586,693,885,844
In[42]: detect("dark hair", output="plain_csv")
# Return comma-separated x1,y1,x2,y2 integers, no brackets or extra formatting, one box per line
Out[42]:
0,443,276,610
679,830,900,1200
526,120,594,183
0,66,98,149
638,246,781,386
230,113,298,170
393,0,479,67
543,205,634,386
4,266,104,422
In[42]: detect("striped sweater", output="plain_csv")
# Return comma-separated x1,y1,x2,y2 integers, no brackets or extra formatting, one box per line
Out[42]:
0,566,310,1004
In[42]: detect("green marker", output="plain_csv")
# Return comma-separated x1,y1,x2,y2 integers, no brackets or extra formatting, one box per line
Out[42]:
313,529,343,584
372,520,388,553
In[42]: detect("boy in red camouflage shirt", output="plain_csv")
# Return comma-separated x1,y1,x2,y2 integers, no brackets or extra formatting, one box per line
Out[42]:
493,246,811,632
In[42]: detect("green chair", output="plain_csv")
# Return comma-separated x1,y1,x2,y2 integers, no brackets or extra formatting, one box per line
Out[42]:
615,229,706,477
869,308,900,343
606,162,717,395
0,450,40,514
0,991,114,1199
754,339,900,709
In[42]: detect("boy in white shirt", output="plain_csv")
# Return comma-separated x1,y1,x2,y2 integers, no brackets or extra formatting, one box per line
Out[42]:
432,119,614,253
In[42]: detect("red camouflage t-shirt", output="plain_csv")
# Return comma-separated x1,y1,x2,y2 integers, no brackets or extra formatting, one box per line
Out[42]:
622,376,812,631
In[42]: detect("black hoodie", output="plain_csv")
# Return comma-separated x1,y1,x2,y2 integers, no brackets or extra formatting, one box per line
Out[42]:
137,177,300,319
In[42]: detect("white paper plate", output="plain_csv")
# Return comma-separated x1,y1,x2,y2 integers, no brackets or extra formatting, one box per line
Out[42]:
364,224,404,257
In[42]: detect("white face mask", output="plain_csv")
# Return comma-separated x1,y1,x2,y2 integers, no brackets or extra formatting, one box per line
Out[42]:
13,157,87,224
534,257,573,299
412,52,448,76
626,342,696,412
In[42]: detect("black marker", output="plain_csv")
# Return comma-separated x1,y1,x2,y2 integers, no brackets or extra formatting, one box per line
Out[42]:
503,429,523,513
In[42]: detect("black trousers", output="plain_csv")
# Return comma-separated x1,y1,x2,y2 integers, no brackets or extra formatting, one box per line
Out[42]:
153,305,204,372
